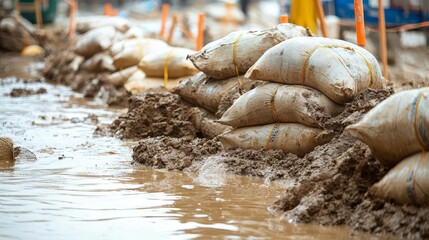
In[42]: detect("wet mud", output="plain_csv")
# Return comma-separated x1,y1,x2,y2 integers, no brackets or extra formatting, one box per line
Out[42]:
8,87,47,97
114,87,429,239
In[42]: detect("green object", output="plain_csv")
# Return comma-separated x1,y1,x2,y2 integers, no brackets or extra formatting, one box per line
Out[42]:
19,0,57,24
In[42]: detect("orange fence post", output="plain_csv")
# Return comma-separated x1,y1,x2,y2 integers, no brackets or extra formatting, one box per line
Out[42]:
315,0,328,37
166,14,178,44
66,0,77,38
104,3,112,16
196,13,205,51
354,0,366,47
159,3,169,39
280,14,289,23
378,0,388,77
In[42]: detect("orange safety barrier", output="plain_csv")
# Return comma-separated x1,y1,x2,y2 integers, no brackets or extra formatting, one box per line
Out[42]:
196,13,205,51
354,0,366,48
159,3,169,38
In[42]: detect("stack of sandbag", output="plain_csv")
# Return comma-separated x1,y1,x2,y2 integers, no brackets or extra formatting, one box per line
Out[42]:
245,37,386,104
346,88,429,205
218,36,387,156
74,26,123,58
218,83,341,157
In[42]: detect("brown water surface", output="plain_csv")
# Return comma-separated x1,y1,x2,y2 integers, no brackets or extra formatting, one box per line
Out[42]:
0,79,391,240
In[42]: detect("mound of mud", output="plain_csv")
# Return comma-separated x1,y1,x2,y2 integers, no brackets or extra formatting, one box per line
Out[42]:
128,88,429,238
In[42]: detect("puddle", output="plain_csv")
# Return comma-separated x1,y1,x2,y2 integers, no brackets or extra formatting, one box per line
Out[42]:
0,79,389,239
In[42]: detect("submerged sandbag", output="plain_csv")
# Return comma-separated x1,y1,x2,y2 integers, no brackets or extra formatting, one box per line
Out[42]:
111,38,168,69
370,152,429,205
346,88,429,167
245,37,386,104
102,66,139,87
219,123,334,157
188,23,309,80
74,26,122,58
81,53,116,73
174,72,258,114
219,83,343,128
76,16,132,33
138,47,198,78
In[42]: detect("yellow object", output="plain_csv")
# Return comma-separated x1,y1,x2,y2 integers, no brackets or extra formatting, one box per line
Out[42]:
163,49,174,88
21,45,44,57
290,0,317,34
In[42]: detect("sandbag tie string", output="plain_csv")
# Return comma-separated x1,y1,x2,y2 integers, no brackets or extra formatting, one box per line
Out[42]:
265,123,280,151
411,92,428,150
233,33,244,89
164,49,174,88
301,46,375,88
270,85,282,123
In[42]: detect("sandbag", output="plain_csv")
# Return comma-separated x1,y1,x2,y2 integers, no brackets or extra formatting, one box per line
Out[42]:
0,137,14,162
76,16,131,33
81,53,116,73
204,3,246,24
245,37,386,104
123,26,146,39
219,123,334,157
111,38,168,69
138,47,198,78
188,23,309,80
102,66,139,87
74,26,122,58
346,88,429,167
0,16,38,51
174,72,258,114
219,83,343,128
188,107,233,139
124,75,182,94
370,152,429,205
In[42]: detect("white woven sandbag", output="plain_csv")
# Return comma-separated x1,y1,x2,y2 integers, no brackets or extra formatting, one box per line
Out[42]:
74,26,122,58
245,37,386,104
124,75,182,94
219,123,334,157
188,23,309,80
138,47,199,78
81,52,116,73
346,88,429,167
370,152,429,205
102,66,139,87
76,16,131,33
219,83,343,128
174,72,256,114
111,38,168,69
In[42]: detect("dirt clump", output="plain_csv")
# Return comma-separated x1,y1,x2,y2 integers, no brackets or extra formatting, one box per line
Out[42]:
9,87,47,97
112,92,197,139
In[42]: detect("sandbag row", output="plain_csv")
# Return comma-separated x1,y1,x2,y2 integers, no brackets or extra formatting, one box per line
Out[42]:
346,88,429,206
71,20,199,94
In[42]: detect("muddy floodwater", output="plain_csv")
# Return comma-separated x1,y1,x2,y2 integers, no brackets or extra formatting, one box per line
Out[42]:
0,79,391,239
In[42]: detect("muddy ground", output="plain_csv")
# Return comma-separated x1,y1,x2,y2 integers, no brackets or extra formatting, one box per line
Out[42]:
108,87,427,239
3,21,428,238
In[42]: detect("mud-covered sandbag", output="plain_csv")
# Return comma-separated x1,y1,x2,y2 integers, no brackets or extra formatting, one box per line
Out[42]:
219,123,334,157
81,53,116,73
219,83,343,128
111,38,168,69
346,88,429,167
74,26,122,58
174,72,259,114
0,137,14,162
188,24,310,80
138,47,198,78
245,37,386,104
370,152,429,205
0,16,38,51
102,66,139,87
188,107,233,139
76,16,132,33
